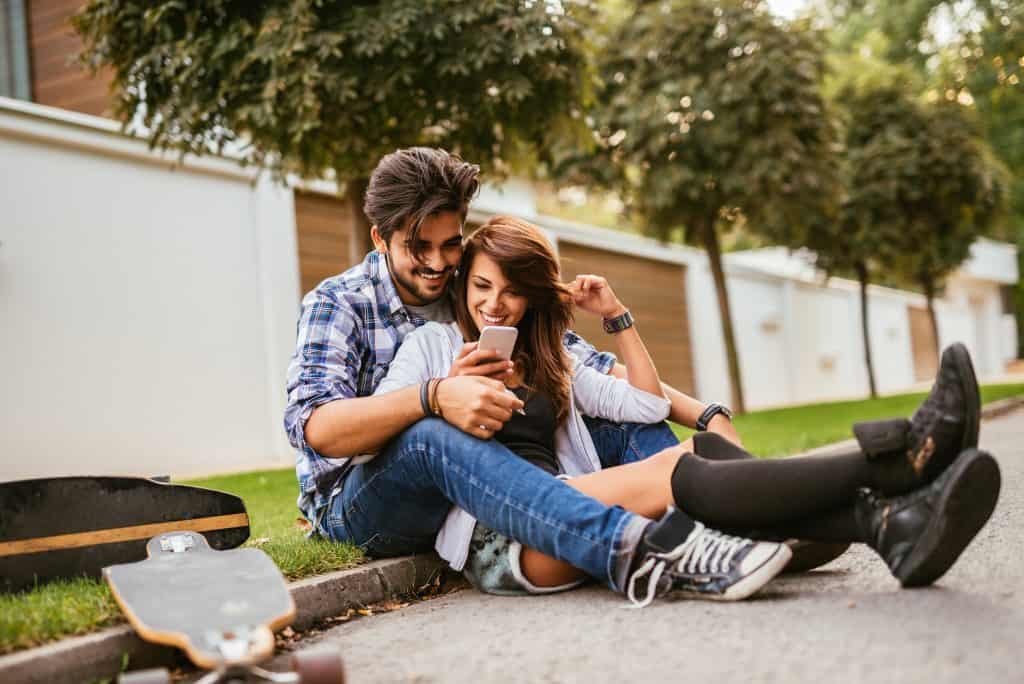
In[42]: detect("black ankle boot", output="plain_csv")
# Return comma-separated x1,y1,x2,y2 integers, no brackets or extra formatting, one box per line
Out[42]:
853,343,980,495
855,448,999,587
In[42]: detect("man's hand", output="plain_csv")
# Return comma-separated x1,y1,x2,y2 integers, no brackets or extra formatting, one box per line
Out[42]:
708,414,743,448
436,376,524,440
449,342,514,380
568,274,627,319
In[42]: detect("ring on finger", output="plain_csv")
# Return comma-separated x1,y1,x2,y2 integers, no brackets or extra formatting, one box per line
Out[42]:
479,424,489,432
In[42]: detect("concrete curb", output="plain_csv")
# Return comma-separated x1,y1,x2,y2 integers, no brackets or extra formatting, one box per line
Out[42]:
798,395,1024,459
0,554,447,684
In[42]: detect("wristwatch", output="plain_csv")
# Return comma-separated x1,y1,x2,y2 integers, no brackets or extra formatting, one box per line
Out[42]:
696,402,733,431
602,309,634,334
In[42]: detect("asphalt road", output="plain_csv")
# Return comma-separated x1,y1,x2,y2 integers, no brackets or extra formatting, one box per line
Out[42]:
289,410,1024,684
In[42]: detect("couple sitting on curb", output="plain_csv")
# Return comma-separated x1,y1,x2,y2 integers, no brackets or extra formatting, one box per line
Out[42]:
285,147,1000,607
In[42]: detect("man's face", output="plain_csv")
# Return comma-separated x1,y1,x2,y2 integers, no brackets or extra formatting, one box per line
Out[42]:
374,211,464,306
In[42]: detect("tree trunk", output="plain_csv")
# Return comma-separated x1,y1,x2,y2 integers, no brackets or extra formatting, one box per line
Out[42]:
855,260,878,399
921,273,941,366
699,214,746,415
344,177,372,264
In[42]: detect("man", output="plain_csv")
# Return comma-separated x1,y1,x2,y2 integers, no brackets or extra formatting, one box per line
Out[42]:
284,147,783,602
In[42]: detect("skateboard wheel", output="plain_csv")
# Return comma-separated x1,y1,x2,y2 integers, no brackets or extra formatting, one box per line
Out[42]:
293,648,346,684
119,667,171,684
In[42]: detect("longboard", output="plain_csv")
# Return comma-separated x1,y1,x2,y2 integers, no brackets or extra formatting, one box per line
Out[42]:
105,531,344,684
0,476,249,593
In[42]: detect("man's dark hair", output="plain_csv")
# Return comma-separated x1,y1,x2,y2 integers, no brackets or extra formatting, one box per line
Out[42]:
364,148,481,259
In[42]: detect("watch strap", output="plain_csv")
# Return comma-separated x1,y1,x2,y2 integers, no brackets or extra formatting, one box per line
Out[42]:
602,309,635,334
696,402,732,431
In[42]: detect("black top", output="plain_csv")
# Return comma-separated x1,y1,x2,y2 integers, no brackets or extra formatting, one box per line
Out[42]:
494,386,559,475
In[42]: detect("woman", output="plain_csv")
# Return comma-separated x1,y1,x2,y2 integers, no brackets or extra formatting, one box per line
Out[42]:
376,216,1000,606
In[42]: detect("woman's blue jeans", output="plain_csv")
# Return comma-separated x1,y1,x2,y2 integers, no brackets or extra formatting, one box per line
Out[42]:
320,417,680,590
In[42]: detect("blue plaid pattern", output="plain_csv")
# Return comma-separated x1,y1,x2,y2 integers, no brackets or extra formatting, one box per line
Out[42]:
284,251,616,521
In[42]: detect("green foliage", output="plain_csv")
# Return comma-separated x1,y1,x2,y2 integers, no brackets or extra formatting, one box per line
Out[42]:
812,59,918,278
73,0,597,181
884,98,1008,293
821,0,1022,354
953,2,1024,218
585,0,839,246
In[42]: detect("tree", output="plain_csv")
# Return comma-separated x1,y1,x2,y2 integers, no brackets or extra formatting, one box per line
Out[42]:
582,0,839,413
813,65,930,398
821,0,1024,355
73,0,595,256
887,99,1010,354
954,2,1024,355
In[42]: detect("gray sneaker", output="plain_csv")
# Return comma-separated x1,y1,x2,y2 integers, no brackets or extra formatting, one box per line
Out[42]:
627,507,791,607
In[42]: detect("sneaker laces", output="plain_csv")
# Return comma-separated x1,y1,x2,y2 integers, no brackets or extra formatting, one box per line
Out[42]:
626,522,752,608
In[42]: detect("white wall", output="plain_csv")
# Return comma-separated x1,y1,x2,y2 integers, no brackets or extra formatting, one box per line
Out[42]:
943,278,1007,377
862,292,916,394
0,100,301,480
729,275,792,408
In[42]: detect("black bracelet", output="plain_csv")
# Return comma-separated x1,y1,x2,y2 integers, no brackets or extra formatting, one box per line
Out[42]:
420,381,435,418
696,402,733,431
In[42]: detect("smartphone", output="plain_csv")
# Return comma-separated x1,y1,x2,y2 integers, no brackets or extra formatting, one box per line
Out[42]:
478,325,518,361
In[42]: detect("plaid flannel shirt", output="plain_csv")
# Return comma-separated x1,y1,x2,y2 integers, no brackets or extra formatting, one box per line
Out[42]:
284,251,616,521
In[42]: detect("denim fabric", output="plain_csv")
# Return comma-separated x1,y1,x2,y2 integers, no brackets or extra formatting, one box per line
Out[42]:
583,417,681,468
319,418,639,589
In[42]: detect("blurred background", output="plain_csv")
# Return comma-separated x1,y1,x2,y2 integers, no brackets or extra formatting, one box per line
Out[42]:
0,0,1019,480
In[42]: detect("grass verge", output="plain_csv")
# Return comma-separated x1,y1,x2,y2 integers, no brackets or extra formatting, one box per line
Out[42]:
672,383,1024,457
3,383,1022,654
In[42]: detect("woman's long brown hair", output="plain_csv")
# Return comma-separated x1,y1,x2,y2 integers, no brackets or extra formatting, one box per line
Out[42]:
453,216,574,425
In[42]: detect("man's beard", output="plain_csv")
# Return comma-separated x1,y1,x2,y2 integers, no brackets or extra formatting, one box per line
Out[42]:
391,264,453,306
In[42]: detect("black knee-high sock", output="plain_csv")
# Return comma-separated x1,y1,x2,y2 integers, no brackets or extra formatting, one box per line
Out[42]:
691,432,756,461
672,441,871,533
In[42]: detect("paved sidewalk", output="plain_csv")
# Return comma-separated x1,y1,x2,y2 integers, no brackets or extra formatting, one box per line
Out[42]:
286,409,1024,684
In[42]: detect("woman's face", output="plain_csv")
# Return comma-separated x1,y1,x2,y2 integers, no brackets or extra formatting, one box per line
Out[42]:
466,252,529,332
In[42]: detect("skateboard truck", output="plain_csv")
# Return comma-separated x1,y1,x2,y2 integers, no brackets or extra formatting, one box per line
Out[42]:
159,533,196,553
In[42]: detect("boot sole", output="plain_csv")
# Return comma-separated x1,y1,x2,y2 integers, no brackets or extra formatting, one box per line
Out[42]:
896,449,1000,587
948,342,980,450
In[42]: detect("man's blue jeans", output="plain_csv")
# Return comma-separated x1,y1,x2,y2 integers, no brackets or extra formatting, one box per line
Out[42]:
320,418,680,590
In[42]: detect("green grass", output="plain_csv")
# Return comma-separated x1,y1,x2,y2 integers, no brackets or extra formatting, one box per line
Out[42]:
182,468,363,580
3,382,1021,654
670,382,1024,457
0,468,363,654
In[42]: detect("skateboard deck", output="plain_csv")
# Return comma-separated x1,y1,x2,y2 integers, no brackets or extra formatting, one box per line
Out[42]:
0,476,249,592
105,531,295,670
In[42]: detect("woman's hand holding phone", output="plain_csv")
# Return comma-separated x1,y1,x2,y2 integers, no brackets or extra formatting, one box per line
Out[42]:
449,342,514,380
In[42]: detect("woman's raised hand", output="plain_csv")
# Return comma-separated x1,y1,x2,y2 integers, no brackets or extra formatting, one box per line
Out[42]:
449,342,514,379
567,274,627,319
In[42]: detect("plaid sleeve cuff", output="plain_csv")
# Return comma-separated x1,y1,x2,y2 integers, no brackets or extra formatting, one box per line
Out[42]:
563,330,617,375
